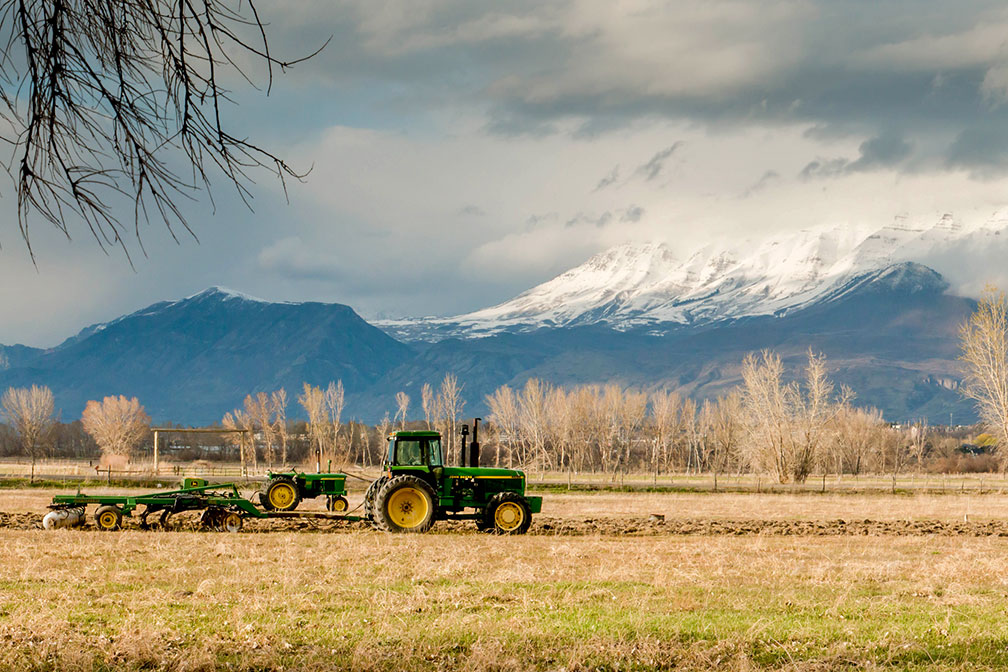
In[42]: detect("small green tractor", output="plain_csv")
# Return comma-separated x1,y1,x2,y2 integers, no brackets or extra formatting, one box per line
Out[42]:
364,420,541,534
258,471,348,513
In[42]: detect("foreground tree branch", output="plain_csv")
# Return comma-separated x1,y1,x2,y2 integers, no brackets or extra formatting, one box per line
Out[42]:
0,0,324,261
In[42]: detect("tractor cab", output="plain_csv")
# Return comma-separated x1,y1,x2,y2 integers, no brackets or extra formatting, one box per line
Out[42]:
385,431,443,470
365,422,542,534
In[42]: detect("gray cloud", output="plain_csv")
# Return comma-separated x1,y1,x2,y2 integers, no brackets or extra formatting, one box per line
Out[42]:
593,165,620,192
458,204,486,217
742,170,781,197
636,143,683,181
946,124,1008,177
263,1,1008,174
621,206,645,223
800,132,913,179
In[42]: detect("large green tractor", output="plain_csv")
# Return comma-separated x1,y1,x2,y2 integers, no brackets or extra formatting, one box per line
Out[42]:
365,420,542,534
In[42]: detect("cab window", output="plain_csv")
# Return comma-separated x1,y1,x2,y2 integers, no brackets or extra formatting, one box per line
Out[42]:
427,439,443,466
396,440,424,466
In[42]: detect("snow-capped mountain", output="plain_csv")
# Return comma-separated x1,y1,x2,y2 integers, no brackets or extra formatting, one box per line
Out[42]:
382,211,1008,340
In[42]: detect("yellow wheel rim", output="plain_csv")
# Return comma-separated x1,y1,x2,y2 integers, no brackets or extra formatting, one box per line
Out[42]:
332,497,347,512
387,487,429,529
268,482,297,509
494,502,524,531
97,511,118,529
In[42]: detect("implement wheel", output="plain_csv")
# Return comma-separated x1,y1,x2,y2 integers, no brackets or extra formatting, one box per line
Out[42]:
374,476,436,533
265,477,301,512
326,496,349,513
94,505,123,531
484,492,532,535
221,512,243,533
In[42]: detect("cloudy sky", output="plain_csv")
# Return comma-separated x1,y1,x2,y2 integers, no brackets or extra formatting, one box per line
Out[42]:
5,0,1008,346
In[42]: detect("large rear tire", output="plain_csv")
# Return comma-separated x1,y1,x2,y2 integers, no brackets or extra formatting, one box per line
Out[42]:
364,476,388,528
265,477,301,512
484,492,532,535
374,475,436,533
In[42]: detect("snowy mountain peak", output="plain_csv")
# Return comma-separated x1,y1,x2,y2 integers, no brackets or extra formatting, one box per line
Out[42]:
187,286,267,303
381,210,1008,340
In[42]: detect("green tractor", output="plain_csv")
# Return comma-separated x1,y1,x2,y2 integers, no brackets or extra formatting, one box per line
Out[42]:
259,471,349,513
365,419,542,534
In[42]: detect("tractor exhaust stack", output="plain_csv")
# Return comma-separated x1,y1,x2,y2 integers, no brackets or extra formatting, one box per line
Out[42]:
460,423,470,467
469,418,481,467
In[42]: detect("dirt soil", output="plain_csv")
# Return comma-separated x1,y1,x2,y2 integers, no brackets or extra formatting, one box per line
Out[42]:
10,510,1008,536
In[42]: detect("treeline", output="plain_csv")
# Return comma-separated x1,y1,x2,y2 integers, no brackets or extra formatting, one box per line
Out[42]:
481,351,990,482
0,353,995,478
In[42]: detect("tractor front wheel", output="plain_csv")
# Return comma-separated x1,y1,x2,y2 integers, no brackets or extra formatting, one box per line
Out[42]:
326,495,349,513
265,477,301,512
94,505,123,531
374,476,436,533
483,492,532,534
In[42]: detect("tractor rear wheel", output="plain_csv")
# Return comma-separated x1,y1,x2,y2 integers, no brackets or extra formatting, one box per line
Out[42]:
374,476,436,533
484,492,532,534
364,476,388,527
265,477,301,512
94,505,123,531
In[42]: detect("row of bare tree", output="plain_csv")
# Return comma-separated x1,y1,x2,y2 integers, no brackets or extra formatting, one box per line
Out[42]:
482,350,932,483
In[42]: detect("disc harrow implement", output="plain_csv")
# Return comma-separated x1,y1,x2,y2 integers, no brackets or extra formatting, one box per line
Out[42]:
47,478,362,532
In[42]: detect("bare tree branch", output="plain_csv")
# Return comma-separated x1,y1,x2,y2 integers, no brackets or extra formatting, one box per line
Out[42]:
0,0,322,262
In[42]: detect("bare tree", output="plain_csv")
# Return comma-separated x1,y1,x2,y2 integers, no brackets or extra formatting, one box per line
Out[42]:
377,411,392,462
960,287,1008,467
395,391,410,429
518,378,550,471
437,374,465,465
421,383,434,430
0,0,324,259
2,384,55,480
222,407,255,475
271,388,288,466
705,392,743,490
833,405,884,476
244,392,275,468
907,418,929,473
298,383,328,469
486,384,519,468
617,388,648,475
325,381,346,463
741,349,847,483
649,389,682,478
81,395,150,465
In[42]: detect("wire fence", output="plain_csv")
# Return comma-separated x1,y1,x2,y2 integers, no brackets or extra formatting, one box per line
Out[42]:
2,458,1008,495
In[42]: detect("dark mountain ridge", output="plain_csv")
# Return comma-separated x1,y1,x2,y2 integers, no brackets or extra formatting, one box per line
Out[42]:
0,265,979,425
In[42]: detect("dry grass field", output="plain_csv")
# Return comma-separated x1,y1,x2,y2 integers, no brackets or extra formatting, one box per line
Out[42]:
4,488,1008,670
